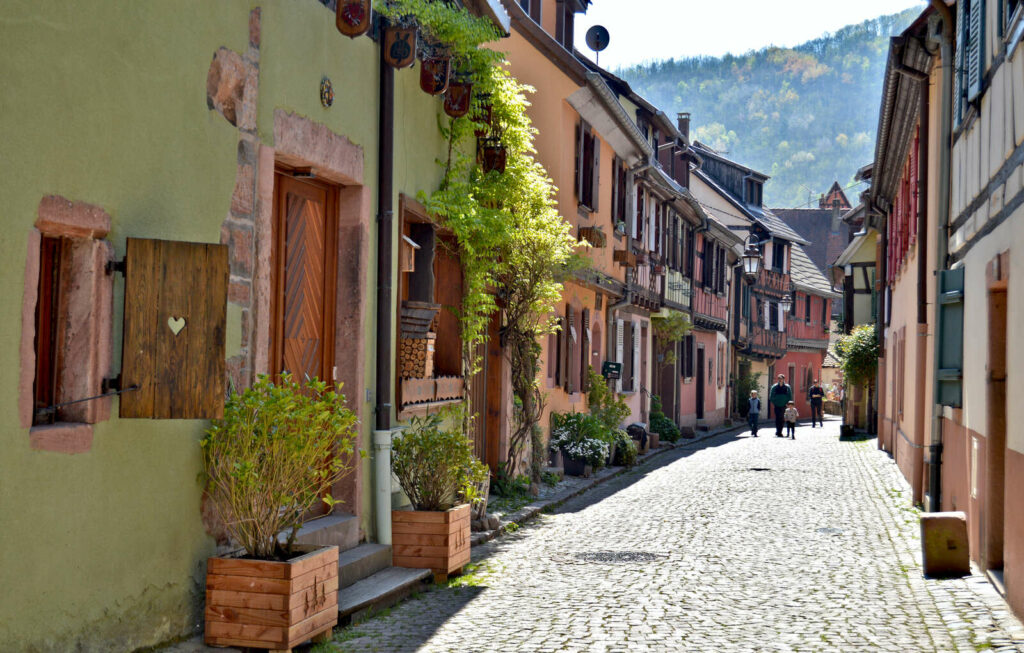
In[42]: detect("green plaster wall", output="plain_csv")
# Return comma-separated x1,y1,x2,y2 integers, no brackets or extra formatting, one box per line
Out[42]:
0,0,464,649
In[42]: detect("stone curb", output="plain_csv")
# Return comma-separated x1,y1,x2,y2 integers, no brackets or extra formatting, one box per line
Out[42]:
470,422,751,547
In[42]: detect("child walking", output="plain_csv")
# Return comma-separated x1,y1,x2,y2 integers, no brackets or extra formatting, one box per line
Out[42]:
748,390,761,437
784,401,798,439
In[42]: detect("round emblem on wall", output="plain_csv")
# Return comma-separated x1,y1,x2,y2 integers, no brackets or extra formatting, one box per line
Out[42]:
320,77,334,108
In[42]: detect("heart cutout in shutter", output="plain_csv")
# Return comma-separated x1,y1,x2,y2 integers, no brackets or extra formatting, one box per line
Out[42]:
167,316,186,335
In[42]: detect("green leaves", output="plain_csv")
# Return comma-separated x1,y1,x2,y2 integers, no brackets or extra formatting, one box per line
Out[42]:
200,374,359,559
391,405,488,512
836,324,879,387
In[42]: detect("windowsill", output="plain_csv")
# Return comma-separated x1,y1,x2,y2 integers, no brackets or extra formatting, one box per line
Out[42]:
397,398,463,421
29,422,93,454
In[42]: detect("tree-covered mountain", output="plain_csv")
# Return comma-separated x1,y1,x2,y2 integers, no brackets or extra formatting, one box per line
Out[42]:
616,8,922,208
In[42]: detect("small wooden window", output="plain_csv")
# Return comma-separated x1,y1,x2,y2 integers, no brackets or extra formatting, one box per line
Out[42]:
33,236,65,425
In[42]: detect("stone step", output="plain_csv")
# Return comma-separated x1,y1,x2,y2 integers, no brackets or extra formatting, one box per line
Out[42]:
281,512,360,552
338,542,392,589
338,566,432,625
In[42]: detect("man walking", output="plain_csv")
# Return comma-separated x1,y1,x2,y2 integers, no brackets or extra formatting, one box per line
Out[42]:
769,373,793,437
808,379,825,428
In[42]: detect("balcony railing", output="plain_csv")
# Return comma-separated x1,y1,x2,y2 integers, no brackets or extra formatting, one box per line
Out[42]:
692,285,728,330
628,259,664,310
746,325,786,358
754,267,789,299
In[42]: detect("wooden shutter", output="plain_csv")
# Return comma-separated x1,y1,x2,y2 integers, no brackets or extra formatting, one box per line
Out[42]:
967,0,985,102
632,324,641,394
574,121,583,200
592,319,602,370
581,309,591,392
554,317,564,387
615,318,625,393
955,0,968,126
591,138,600,212
547,329,556,383
565,305,575,393
937,268,965,406
121,238,228,419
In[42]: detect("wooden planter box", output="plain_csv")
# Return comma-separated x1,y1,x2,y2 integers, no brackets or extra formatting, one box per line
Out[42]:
392,504,470,583
648,432,660,449
205,545,338,651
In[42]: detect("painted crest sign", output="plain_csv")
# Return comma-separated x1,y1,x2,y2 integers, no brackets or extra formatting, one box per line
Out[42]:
384,25,417,68
336,0,372,38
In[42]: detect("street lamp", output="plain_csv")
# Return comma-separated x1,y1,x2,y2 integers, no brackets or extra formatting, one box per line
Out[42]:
779,291,793,314
741,236,762,285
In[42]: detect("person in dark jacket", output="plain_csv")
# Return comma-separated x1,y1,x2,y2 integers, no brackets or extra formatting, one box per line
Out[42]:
808,379,825,427
769,374,793,437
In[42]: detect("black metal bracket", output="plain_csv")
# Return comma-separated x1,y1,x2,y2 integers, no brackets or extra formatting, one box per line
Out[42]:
105,259,126,276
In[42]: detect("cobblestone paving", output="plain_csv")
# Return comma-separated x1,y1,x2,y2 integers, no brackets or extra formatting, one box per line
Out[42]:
333,420,1024,652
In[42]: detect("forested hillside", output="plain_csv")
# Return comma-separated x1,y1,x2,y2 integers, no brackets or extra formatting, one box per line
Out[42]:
617,8,922,208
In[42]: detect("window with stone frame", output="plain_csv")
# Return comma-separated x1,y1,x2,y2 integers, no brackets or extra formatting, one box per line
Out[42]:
21,197,116,452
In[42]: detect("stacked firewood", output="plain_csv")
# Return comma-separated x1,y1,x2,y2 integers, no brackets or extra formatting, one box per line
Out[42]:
400,333,435,379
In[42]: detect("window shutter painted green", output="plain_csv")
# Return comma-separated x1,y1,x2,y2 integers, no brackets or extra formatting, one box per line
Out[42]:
954,0,967,127
937,268,965,407
967,0,986,102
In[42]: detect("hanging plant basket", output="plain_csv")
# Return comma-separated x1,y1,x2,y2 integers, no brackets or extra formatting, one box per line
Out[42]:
383,19,418,69
473,93,493,138
480,137,507,174
335,0,372,38
419,47,451,95
444,77,474,118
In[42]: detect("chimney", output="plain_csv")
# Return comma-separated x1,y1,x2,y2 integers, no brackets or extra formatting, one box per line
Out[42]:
831,199,841,232
818,193,826,208
677,112,690,142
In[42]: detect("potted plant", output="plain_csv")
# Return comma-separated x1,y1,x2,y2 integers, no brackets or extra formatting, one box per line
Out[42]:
391,406,488,583
648,394,680,446
200,374,358,651
550,412,609,477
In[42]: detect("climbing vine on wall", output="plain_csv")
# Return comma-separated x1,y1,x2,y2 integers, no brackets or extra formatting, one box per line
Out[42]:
381,1,578,476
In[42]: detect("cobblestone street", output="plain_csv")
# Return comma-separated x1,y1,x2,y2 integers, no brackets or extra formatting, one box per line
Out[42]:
334,420,1024,652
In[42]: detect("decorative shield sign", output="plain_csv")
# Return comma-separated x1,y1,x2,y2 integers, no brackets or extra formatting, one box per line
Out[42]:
443,80,473,118
336,0,372,38
384,25,417,68
419,55,450,95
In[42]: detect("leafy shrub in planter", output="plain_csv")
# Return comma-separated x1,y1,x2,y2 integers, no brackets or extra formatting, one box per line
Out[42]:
391,406,489,511
201,374,358,560
550,411,609,468
586,367,630,435
648,394,681,443
612,429,637,467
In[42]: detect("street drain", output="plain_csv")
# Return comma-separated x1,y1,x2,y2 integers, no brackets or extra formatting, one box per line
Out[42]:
573,551,668,564
816,527,844,536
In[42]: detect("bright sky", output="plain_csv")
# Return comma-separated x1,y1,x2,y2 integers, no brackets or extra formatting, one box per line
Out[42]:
574,0,928,70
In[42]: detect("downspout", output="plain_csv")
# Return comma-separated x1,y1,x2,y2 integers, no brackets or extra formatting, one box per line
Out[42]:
912,70,931,504
374,32,395,545
928,0,954,513
876,207,888,441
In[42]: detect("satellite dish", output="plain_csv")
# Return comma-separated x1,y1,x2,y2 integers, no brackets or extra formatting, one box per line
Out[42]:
585,25,610,65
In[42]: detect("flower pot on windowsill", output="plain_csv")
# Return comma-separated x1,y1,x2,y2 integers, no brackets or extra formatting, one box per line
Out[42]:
205,545,339,650
392,504,471,583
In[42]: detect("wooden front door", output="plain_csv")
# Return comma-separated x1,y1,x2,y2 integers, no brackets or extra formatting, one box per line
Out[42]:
271,173,338,385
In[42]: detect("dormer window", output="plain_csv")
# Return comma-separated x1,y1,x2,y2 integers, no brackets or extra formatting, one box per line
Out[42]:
744,178,763,207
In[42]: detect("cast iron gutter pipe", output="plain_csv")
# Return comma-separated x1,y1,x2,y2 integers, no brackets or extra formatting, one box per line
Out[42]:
928,0,954,513
374,30,395,544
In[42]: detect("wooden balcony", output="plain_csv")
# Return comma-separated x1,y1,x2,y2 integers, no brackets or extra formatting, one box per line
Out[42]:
692,285,728,331
754,267,790,299
628,261,664,311
745,325,786,358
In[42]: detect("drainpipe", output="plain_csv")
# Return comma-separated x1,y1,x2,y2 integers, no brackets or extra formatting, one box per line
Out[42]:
910,73,931,504
374,33,395,545
928,0,953,513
